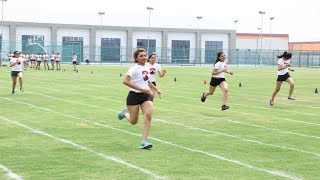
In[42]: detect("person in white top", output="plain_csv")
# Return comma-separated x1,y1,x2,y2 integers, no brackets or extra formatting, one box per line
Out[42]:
200,52,233,110
270,52,295,106
146,53,166,100
30,53,36,68
35,52,42,70
55,52,61,70
50,51,55,70
72,53,77,71
117,48,161,149
43,52,49,70
10,51,29,94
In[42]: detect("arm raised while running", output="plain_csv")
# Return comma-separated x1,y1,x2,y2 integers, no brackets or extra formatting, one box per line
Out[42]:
158,69,167,77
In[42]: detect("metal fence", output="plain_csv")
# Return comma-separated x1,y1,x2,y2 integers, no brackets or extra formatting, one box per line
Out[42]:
1,41,319,67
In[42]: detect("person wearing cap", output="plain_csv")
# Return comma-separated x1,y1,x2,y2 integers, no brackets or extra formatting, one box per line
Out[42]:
9,51,28,94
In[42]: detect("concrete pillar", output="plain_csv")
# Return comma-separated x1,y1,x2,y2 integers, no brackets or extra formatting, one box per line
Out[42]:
228,31,237,64
90,28,96,62
126,29,133,62
51,26,57,53
161,30,168,63
9,24,16,51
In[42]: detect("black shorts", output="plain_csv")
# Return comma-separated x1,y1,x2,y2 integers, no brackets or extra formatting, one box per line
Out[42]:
277,72,290,81
210,77,226,86
151,82,157,86
11,71,22,76
73,61,77,65
126,91,152,106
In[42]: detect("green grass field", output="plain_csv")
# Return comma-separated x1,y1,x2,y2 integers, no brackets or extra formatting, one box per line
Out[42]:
0,65,319,179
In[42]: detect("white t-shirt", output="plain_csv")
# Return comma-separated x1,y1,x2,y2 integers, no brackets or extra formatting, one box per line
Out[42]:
146,62,161,82
43,54,49,60
126,64,150,93
36,54,42,61
55,55,61,61
72,55,77,62
213,61,227,78
50,54,56,60
10,57,25,71
277,58,289,75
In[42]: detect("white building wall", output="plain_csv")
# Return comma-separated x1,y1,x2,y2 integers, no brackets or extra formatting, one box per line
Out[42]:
15,26,52,51
167,32,196,63
1,25,10,54
96,30,127,62
237,38,288,50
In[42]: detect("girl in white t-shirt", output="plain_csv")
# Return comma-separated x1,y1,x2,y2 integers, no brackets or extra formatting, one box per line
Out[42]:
146,53,166,100
35,53,42,70
10,51,29,94
270,52,295,106
50,51,56,70
117,48,161,149
72,53,77,71
55,52,61,70
43,52,49,70
200,52,233,110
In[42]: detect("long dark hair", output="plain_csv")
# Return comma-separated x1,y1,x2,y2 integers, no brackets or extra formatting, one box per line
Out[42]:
133,48,147,63
277,51,292,59
215,52,224,64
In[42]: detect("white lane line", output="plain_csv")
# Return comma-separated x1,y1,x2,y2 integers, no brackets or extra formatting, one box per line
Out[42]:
24,89,320,139
22,80,320,127
156,107,320,139
0,116,164,179
154,118,320,157
0,98,302,179
0,163,23,180
23,91,320,156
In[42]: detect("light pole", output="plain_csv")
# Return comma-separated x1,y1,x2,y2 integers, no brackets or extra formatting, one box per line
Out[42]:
269,17,275,51
98,11,105,65
257,27,261,66
1,0,7,66
146,7,154,54
196,16,202,66
258,11,265,51
234,20,238,31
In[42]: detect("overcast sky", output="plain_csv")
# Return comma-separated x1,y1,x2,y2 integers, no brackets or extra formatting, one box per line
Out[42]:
3,0,320,42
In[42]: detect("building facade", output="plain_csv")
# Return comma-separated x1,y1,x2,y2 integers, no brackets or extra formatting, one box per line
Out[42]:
0,21,236,64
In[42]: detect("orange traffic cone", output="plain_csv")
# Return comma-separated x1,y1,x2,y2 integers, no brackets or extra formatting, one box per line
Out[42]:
204,80,206,84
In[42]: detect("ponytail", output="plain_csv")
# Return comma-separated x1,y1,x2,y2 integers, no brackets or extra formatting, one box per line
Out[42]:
277,51,292,59
215,52,224,64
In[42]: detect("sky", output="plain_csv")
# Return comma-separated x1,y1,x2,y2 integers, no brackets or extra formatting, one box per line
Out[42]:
3,0,320,42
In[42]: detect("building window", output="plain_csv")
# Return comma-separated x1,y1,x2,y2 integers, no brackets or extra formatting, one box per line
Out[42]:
171,40,190,63
205,41,223,63
137,39,156,55
22,35,45,54
101,38,121,62
62,36,83,63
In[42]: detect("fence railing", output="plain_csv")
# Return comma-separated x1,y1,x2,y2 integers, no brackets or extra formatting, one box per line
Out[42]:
1,41,319,67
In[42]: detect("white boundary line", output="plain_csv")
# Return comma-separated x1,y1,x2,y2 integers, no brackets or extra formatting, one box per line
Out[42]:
23,91,320,157
0,163,23,180
17,79,320,127
23,87,320,139
0,115,164,179
0,98,301,180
